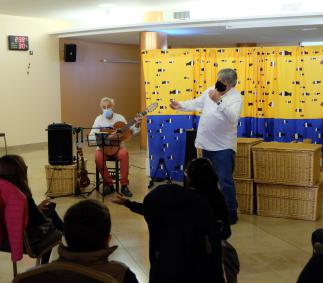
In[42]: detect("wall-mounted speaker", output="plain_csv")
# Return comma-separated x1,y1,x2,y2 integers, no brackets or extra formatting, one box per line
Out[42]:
64,44,77,62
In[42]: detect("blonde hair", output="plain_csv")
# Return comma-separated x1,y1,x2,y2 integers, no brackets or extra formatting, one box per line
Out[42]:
100,97,115,109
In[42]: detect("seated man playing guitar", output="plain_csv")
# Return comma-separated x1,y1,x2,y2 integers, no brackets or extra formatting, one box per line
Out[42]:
89,97,142,197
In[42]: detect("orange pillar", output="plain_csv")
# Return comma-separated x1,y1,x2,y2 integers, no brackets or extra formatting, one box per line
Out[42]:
140,32,167,149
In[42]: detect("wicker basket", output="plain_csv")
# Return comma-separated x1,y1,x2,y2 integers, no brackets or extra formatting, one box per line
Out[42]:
257,178,323,221
235,178,254,214
45,164,77,197
234,138,263,179
252,142,322,186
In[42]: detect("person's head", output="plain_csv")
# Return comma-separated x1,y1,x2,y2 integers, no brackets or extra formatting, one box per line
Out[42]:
64,199,112,252
215,68,237,93
0,154,31,196
186,158,218,195
100,97,115,119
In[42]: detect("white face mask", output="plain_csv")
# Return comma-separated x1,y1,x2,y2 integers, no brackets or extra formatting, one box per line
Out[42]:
103,108,113,119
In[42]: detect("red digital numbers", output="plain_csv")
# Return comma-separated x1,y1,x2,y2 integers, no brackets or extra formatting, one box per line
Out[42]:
15,36,26,43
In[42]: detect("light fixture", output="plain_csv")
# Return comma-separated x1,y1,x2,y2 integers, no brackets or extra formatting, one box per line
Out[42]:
98,3,115,8
300,27,318,31
100,59,139,64
300,41,323,46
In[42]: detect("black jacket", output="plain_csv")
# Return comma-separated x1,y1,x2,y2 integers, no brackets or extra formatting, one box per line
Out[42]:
126,184,225,283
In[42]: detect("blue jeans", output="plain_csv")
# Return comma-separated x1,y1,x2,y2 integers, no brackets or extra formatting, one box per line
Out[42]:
202,149,237,212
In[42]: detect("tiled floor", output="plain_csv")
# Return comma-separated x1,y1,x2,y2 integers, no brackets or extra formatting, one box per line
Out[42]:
0,137,321,283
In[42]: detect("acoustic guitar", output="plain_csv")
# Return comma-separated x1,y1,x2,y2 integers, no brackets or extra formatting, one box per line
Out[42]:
99,102,158,156
77,147,91,188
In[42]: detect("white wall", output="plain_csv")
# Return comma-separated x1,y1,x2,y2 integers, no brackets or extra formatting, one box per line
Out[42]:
0,14,62,146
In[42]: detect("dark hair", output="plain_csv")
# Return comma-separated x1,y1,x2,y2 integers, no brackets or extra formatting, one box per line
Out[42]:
64,199,111,252
0,154,31,196
186,158,219,197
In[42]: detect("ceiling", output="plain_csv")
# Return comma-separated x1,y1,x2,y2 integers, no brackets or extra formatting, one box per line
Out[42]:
1,0,323,47
71,24,323,47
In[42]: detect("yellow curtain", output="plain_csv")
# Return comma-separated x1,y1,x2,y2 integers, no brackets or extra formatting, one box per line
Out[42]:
142,46,323,119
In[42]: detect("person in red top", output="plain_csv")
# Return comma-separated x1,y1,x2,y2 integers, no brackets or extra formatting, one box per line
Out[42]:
0,154,62,263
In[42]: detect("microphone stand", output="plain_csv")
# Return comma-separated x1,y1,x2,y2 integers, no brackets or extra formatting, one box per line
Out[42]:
148,158,172,189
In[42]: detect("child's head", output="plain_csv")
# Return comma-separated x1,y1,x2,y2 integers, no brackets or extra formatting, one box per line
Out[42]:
64,199,111,252
186,158,218,193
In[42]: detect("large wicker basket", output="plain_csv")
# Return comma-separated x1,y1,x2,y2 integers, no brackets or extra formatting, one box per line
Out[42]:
234,138,263,179
235,178,254,214
257,178,323,221
45,164,77,197
252,142,322,186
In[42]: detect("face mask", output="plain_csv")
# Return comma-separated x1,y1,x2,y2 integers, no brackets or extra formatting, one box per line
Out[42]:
103,108,113,119
215,80,227,92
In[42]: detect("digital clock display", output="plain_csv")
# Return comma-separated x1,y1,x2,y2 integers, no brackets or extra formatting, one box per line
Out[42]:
8,35,29,51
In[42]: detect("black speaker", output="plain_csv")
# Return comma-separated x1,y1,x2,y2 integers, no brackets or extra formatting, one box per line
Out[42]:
64,44,77,62
48,123,73,165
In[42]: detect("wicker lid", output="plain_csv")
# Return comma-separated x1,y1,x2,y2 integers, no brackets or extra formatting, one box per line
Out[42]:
252,142,322,151
237,138,263,144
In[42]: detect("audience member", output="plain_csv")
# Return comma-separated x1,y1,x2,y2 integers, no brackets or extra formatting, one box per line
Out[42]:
186,158,239,283
0,154,62,263
56,199,138,283
185,158,231,239
297,228,323,283
113,183,225,283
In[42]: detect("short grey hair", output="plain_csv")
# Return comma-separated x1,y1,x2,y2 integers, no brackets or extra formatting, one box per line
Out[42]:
100,97,115,108
218,68,237,87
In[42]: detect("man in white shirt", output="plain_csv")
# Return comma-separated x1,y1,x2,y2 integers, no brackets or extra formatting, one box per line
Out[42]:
170,68,243,224
89,97,141,197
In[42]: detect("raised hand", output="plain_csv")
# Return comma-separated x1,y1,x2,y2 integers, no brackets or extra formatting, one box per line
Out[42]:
38,199,52,211
170,100,181,110
209,89,222,103
110,195,127,205
134,113,143,126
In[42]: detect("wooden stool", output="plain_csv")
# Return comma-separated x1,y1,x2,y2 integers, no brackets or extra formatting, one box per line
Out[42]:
96,156,120,201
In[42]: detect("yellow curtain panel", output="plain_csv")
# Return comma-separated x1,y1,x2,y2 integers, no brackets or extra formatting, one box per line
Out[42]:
143,46,323,119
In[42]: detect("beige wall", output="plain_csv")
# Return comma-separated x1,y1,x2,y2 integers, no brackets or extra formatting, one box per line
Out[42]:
59,39,141,135
0,14,61,146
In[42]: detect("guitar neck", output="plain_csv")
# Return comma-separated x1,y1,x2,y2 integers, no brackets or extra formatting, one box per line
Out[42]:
118,109,148,133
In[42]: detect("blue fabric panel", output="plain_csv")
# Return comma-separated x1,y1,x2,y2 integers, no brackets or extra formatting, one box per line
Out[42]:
148,116,323,182
147,115,195,181
237,118,323,146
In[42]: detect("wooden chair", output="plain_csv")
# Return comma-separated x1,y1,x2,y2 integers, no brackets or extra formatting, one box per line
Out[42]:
12,262,118,283
0,132,7,155
5,226,62,277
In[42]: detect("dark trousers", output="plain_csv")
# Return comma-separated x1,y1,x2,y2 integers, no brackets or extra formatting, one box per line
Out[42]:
202,149,237,212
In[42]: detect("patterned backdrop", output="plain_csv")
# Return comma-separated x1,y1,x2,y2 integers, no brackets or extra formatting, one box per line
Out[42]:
142,46,323,181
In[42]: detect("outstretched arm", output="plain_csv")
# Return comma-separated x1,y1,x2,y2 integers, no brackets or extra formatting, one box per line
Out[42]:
170,89,209,112
111,195,144,215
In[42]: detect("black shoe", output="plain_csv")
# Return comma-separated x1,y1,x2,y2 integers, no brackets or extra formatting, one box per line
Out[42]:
229,210,238,225
102,185,115,196
121,185,133,197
